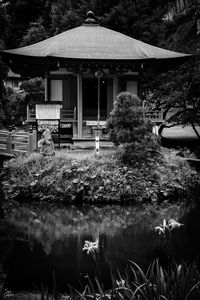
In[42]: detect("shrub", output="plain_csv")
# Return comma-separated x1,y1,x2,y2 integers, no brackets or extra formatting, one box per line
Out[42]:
117,135,161,165
20,77,45,103
2,149,200,205
107,91,152,145
1,86,26,126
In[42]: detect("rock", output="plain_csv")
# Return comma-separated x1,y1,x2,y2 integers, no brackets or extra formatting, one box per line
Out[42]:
38,128,55,156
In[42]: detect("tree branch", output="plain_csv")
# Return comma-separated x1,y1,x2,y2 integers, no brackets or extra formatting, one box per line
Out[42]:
191,122,200,141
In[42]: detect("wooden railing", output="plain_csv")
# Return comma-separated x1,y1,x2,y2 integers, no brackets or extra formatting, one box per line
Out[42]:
60,107,77,120
0,129,37,157
26,104,164,123
27,105,36,121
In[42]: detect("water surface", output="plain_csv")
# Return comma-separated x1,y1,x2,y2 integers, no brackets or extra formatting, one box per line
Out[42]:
0,204,199,294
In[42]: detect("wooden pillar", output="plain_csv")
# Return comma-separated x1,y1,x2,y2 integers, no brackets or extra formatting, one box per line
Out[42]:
107,78,113,116
113,75,118,103
28,128,34,154
138,63,143,98
27,105,29,121
45,71,50,102
77,73,83,139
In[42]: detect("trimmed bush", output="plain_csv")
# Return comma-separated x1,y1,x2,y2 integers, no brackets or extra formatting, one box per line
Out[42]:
107,91,152,145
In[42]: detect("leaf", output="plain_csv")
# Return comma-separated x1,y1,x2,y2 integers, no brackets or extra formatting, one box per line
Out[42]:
30,180,39,187
72,179,79,184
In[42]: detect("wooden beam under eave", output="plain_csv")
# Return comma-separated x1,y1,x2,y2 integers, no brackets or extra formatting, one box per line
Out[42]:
77,73,83,139
113,75,118,103
137,64,143,98
45,71,50,102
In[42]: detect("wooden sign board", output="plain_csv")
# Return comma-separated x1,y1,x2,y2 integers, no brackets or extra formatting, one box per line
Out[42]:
60,122,73,135
60,123,72,129
86,121,106,126
37,120,59,134
36,104,61,120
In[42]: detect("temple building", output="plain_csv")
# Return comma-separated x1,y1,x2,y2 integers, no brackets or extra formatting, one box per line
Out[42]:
1,11,191,142
5,69,29,91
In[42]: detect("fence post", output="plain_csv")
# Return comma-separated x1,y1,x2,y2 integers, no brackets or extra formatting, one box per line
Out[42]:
28,127,34,154
7,126,12,153
12,125,16,150
33,126,37,151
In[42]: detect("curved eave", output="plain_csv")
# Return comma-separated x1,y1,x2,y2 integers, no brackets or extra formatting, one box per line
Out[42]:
0,22,193,77
0,50,192,79
1,50,192,65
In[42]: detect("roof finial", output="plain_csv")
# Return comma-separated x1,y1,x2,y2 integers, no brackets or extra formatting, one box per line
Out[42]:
84,11,99,25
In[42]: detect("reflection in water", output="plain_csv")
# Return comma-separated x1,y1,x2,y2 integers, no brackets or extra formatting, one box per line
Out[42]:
1,204,199,293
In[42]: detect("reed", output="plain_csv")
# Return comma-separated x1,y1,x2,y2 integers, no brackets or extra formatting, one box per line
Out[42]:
39,259,200,300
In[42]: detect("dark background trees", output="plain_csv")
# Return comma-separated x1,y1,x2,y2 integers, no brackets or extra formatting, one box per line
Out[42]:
1,0,195,51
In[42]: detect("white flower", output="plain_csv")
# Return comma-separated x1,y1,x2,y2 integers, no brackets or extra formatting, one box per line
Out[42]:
163,219,167,229
168,219,183,230
154,218,183,236
116,279,125,287
82,239,99,255
154,226,165,235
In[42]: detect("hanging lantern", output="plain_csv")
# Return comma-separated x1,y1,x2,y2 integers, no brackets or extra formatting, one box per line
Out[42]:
95,70,103,78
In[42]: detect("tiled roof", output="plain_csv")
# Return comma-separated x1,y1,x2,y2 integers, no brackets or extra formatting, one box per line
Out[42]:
2,24,191,61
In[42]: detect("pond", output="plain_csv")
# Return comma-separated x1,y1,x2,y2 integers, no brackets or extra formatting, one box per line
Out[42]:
0,204,200,296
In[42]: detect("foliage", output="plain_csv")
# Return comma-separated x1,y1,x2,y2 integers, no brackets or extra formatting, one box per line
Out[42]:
36,259,200,300
116,135,161,165
50,0,80,34
0,2,9,126
1,148,200,205
142,3,200,140
20,77,45,103
1,0,174,47
0,86,26,126
1,71,44,128
0,1,11,43
0,54,8,126
5,0,48,48
20,18,49,47
49,0,170,44
107,92,152,145
67,260,200,300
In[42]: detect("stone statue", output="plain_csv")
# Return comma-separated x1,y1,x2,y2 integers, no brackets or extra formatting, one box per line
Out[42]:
38,128,55,156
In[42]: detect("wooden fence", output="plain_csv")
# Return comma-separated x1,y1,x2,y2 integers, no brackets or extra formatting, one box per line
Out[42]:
0,129,37,157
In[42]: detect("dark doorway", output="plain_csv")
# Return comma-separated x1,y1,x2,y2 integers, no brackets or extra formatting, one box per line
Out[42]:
83,78,107,120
